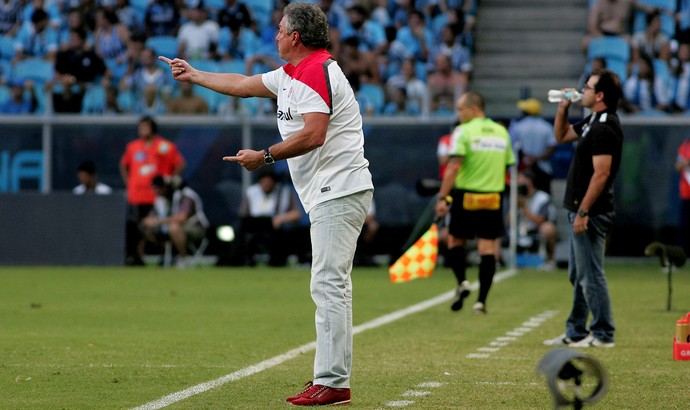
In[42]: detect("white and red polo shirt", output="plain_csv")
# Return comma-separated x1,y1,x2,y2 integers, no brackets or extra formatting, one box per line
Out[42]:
262,49,373,212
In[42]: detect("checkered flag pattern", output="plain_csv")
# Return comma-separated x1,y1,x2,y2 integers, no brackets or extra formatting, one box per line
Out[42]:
388,223,438,283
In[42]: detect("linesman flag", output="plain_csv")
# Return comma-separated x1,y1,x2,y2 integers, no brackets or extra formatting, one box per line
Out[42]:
388,223,438,283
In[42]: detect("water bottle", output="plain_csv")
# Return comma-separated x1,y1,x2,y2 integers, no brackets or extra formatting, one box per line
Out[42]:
547,89,582,103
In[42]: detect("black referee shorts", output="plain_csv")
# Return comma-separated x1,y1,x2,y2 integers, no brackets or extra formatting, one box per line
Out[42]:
448,190,505,240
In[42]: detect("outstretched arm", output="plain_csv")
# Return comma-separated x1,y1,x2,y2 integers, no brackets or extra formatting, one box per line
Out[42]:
159,56,276,99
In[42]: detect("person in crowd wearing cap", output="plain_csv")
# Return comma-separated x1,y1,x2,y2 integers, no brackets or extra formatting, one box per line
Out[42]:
508,97,557,194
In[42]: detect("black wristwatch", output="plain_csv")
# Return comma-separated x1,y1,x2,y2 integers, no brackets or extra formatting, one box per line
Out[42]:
577,209,588,217
263,148,275,165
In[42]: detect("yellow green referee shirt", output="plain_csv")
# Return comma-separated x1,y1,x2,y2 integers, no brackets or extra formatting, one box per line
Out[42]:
449,117,516,193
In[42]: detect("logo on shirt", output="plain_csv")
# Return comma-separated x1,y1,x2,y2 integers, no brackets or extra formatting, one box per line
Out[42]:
158,142,170,154
470,136,507,152
277,107,294,121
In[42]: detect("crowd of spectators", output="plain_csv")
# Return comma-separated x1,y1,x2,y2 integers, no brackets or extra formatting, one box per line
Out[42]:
584,0,690,116
9,1,690,118
0,0,477,116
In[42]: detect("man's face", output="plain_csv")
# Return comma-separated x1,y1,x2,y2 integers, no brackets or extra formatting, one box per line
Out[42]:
153,185,164,196
259,176,276,193
275,16,292,60
34,18,48,33
77,170,92,186
138,121,153,138
68,32,84,50
581,75,600,108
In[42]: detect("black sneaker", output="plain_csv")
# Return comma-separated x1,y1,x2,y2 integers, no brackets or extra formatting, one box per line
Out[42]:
451,280,471,311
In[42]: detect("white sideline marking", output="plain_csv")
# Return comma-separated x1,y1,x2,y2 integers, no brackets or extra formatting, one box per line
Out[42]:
416,381,443,388
131,269,517,410
385,400,415,407
465,309,558,360
401,390,430,397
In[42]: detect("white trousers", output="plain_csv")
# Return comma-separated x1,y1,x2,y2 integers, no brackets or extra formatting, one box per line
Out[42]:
309,189,373,388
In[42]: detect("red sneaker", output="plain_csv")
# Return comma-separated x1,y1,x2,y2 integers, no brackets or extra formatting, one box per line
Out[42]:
290,384,351,406
286,381,315,404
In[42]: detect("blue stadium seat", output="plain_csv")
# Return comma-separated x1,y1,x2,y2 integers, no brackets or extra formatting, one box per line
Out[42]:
606,58,628,82
587,36,630,81
188,58,220,74
81,84,107,114
244,0,273,31
192,84,220,113
218,59,247,74
9,59,52,114
130,0,150,14
0,36,15,61
0,59,12,82
632,0,676,36
431,13,449,40
587,36,630,62
357,83,385,116
104,59,129,83
653,58,671,83
117,88,134,113
12,58,54,83
0,84,11,107
145,35,179,58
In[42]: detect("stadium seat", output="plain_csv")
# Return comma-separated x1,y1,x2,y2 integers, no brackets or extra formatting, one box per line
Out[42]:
587,36,630,81
587,36,630,62
606,58,628,82
81,84,107,114
632,0,676,36
653,58,671,84
145,35,179,58
188,58,219,74
357,83,385,116
243,0,272,31
12,58,54,83
104,59,129,83
431,13,449,40
0,36,15,61
11,58,54,113
192,83,220,113
0,84,11,107
219,59,247,75
0,59,12,82
117,88,134,113
129,0,150,15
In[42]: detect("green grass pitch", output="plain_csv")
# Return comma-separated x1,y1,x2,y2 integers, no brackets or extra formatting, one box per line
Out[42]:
1,261,688,409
